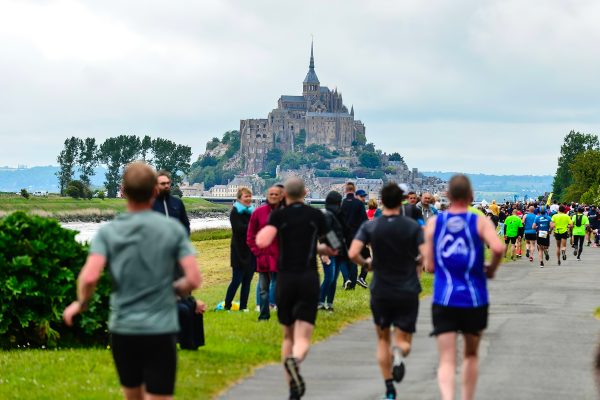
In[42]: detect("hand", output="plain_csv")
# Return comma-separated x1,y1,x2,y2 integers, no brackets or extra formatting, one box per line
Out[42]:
321,255,331,265
364,257,373,271
317,243,338,256
484,263,496,279
195,300,207,314
63,301,82,327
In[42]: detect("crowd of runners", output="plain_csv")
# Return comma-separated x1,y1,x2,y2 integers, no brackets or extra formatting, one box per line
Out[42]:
61,162,600,400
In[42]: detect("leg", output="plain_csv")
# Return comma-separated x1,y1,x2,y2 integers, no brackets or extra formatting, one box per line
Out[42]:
461,333,482,400
121,387,143,400
258,272,271,320
177,300,194,349
269,272,277,306
348,262,358,288
256,278,261,308
437,332,457,400
239,269,254,310
375,325,393,380
393,329,413,357
292,320,314,362
555,238,561,261
327,258,342,305
577,235,584,258
282,324,294,361
224,268,243,309
319,259,334,305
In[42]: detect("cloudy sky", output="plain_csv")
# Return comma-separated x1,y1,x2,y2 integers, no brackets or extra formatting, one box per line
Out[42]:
1,0,600,174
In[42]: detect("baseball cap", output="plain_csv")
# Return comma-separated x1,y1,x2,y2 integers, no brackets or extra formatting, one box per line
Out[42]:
356,189,367,197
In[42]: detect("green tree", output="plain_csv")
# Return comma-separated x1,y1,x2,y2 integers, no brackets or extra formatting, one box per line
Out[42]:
151,138,192,187
98,135,141,198
66,180,92,199
389,152,404,162
281,152,304,170
266,148,283,164
224,131,240,158
77,138,98,186
206,137,220,151
140,135,153,162
552,131,599,200
200,155,218,168
56,137,80,196
20,189,30,199
359,151,381,169
562,149,600,202
294,129,306,150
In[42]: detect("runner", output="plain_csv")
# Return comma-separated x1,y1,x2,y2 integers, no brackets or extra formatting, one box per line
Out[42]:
504,209,523,260
588,205,599,247
348,182,425,400
256,177,335,399
532,206,551,268
63,162,201,400
550,205,571,265
570,206,589,261
522,206,538,262
424,174,504,400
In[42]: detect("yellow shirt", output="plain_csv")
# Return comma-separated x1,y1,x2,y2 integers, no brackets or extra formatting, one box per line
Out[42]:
551,213,571,234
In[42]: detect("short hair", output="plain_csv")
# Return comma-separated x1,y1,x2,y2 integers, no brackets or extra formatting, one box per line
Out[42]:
368,198,378,210
345,182,355,193
381,182,403,209
122,162,157,203
559,205,565,213
447,174,473,202
236,187,252,199
285,177,305,200
157,170,171,180
407,191,416,196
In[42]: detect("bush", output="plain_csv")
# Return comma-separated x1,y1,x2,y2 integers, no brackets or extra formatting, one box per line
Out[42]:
0,212,110,348
20,188,30,199
66,180,92,199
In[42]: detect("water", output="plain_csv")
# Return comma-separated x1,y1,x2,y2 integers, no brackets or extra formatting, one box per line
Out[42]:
62,217,231,243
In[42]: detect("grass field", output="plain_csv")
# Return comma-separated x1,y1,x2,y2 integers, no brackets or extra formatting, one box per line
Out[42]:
0,195,227,219
0,229,434,400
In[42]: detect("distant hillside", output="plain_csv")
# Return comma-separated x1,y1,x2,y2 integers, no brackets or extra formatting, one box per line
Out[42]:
424,171,553,201
0,166,106,193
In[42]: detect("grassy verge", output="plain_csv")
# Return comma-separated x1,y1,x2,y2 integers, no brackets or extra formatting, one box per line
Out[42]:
595,307,600,320
0,233,433,400
0,195,227,220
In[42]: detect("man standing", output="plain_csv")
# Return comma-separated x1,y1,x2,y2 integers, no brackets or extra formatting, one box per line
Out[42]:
341,182,368,290
256,178,335,399
152,170,191,235
355,189,371,289
247,185,283,321
348,183,425,400
63,162,201,400
417,192,439,224
424,174,504,400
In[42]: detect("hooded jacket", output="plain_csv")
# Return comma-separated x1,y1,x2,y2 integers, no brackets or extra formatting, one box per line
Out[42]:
246,203,279,273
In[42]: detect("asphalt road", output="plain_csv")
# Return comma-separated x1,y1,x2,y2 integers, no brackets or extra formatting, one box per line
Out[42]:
220,241,600,399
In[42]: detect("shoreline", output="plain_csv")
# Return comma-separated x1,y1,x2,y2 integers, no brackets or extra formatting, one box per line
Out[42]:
0,209,229,223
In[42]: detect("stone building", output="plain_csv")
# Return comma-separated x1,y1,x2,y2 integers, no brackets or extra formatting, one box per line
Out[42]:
240,42,366,174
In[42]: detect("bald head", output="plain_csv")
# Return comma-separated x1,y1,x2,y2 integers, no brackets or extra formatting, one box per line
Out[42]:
284,178,306,202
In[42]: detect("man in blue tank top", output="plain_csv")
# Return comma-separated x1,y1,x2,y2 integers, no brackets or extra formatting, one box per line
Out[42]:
522,206,538,262
424,174,504,400
532,206,551,267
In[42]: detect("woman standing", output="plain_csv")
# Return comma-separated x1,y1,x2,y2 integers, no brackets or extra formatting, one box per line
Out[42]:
224,187,255,311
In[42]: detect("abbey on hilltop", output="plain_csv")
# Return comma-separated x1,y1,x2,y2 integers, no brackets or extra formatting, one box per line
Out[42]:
240,41,366,174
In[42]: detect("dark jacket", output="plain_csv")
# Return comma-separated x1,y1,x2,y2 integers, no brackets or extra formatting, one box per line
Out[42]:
341,193,368,241
322,205,350,259
152,193,190,235
230,207,253,270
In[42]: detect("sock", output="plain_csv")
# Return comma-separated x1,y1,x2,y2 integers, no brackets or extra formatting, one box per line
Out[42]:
385,379,396,398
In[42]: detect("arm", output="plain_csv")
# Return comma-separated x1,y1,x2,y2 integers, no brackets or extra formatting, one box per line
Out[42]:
423,217,436,273
63,254,106,326
417,243,427,278
173,255,202,296
478,216,504,279
180,199,191,236
348,239,369,267
256,225,278,249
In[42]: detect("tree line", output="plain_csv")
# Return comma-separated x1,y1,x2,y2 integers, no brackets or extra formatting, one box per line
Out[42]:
56,135,192,198
552,130,600,204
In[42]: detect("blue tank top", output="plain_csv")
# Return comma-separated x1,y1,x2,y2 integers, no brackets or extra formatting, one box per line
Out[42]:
523,213,537,234
534,214,551,232
433,212,487,308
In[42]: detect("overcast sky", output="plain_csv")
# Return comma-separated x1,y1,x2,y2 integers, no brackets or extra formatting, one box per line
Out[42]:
2,0,600,174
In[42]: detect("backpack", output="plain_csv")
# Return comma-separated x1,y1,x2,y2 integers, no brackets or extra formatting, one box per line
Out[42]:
322,209,348,256
575,214,583,227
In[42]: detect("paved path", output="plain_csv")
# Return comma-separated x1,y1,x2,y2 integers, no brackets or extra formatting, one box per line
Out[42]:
221,242,600,399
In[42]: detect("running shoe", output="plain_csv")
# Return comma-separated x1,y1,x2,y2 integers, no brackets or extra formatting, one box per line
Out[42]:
558,259,561,266
577,256,581,261
544,250,549,261
284,357,305,397
357,277,368,288
392,347,405,383
343,280,351,290
317,303,326,310
540,262,544,268
562,251,567,261
526,249,530,258
573,249,577,256
382,393,396,400
529,256,533,262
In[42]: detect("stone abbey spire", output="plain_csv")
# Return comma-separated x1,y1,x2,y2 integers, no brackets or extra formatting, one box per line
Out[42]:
303,40,320,99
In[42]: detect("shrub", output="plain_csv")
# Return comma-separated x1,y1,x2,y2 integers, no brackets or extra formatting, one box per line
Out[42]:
66,180,92,199
20,188,30,199
0,212,110,348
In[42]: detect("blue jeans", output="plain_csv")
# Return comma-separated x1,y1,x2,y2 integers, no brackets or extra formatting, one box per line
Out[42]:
256,274,277,306
258,272,277,320
225,268,254,310
340,260,357,289
320,257,346,305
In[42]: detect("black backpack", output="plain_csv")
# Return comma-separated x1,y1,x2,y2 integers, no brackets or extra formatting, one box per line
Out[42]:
575,214,583,227
322,209,348,257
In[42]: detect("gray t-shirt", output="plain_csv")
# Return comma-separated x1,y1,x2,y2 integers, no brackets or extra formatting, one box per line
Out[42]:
90,210,195,335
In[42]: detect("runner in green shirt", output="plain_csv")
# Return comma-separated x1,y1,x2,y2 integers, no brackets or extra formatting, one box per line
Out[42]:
551,205,572,265
504,209,523,260
570,207,590,261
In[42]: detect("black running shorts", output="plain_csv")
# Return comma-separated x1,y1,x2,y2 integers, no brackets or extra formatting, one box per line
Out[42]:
430,304,488,336
524,233,537,241
276,271,320,326
370,293,419,332
517,227,525,238
505,236,517,244
110,333,177,395
537,237,550,247
554,232,568,240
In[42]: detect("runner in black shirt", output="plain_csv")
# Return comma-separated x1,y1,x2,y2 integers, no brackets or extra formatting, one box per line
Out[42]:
256,177,335,400
349,182,424,400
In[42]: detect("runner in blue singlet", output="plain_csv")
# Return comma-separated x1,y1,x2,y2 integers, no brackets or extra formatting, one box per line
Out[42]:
532,206,551,267
522,206,538,262
424,174,504,400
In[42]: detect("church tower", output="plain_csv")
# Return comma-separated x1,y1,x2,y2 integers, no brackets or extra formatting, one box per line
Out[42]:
303,41,320,101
